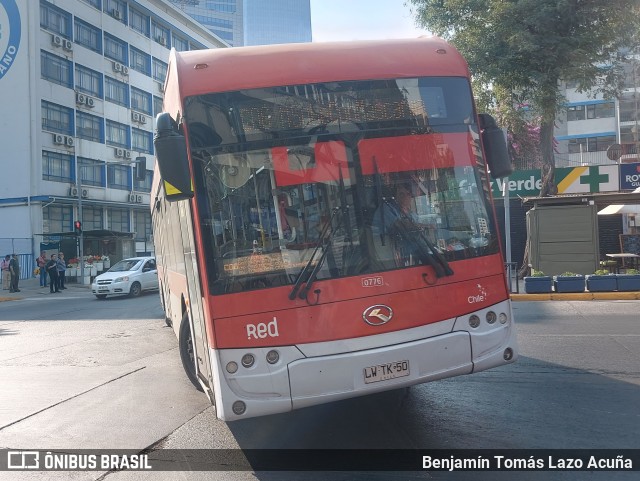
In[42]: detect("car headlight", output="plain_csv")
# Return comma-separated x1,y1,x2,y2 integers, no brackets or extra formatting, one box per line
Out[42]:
114,276,129,283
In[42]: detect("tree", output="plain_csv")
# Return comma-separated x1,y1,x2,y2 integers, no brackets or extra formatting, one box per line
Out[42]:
409,0,640,195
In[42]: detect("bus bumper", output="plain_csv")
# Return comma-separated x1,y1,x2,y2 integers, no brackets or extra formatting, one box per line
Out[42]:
211,299,516,421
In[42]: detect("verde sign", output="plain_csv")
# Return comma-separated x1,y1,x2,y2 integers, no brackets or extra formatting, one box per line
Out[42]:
489,164,624,197
0,0,21,80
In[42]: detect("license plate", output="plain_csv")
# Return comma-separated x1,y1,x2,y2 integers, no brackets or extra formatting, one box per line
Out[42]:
363,360,409,384
98,287,109,292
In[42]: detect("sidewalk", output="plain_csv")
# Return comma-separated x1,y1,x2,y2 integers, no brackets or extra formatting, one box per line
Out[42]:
0,276,90,302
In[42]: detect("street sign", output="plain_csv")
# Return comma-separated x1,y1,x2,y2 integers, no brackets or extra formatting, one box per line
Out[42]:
607,143,622,161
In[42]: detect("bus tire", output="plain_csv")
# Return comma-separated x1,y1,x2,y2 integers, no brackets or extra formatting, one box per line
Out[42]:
179,311,203,392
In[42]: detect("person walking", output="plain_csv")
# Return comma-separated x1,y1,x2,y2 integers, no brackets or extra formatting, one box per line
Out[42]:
9,254,20,293
1,254,10,290
36,250,48,287
56,252,67,290
46,254,60,293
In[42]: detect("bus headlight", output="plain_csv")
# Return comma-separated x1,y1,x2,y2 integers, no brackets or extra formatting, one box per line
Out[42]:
226,361,238,374
486,311,497,324
241,353,255,368
232,401,246,415
499,312,508,324
266,350,279,364
469,315,480,328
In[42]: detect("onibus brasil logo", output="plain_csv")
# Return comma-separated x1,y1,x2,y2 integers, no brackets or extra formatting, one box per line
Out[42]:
0,0,21,80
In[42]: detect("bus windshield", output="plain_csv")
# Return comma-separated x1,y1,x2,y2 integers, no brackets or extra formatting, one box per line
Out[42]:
184,77,499,295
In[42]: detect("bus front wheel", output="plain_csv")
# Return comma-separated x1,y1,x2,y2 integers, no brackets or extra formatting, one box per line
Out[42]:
179,311,203,392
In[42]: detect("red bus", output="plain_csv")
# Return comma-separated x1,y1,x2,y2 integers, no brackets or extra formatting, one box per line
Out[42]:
151,37,517,421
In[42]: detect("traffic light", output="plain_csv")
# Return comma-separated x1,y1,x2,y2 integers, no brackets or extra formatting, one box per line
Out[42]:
135,156,146,182
74,220,82,235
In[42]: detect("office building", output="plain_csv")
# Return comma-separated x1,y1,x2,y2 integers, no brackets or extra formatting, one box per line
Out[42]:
168,0,312,46
0,0,226,269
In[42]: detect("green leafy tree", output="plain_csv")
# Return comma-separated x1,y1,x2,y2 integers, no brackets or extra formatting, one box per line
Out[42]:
409,0,640,195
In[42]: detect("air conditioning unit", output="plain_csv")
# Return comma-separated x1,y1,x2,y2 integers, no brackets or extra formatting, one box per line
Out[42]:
115,148,124,157
132,111,140,122
62,40,73,51
112,9,122,20
135,195,143,203
112,61,122,73
65,136,74,147
139,114,147,124
53,133,65,145
81,189,89,198
51,34,62,47
86,97,95,108
76,93,87,105
128,193,136,203
156,82,164,93
124,150,132,159
69,186,78,197
157,36,166,46
122,66,129,75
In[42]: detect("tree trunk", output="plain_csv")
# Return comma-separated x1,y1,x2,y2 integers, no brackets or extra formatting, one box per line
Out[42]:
538,95,558,197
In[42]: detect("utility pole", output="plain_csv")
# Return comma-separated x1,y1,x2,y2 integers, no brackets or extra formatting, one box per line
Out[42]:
76,157,85,282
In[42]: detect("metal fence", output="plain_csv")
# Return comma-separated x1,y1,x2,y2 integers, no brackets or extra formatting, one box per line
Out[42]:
0,238,35,280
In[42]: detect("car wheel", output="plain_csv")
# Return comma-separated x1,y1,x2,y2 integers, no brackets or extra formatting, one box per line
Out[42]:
95,294,107,300
179,311,203,391
129,282,142,297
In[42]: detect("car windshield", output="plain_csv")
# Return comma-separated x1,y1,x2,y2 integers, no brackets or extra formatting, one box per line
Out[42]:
108,259,142,272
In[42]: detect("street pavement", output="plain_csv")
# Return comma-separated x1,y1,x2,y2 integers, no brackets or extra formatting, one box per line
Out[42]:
0,276,90,302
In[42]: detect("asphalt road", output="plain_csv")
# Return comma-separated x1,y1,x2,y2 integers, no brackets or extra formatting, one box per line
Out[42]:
0,289,638,481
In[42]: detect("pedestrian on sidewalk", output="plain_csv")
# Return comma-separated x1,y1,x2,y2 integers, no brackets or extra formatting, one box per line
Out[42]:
36,251,48,287
9,254,20,293
46,254,60,293
56,252,67,290
1,254,10,290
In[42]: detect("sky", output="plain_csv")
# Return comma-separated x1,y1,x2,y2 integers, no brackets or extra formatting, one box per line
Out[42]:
310,0,430,42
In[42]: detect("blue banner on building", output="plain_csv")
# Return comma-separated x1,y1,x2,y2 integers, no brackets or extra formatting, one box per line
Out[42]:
619,163,640,191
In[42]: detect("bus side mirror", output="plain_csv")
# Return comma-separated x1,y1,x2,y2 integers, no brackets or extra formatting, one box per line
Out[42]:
478,113,513,179
154,113,194,201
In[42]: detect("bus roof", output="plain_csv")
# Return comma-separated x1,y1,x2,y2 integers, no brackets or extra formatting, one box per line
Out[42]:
170,37,470,97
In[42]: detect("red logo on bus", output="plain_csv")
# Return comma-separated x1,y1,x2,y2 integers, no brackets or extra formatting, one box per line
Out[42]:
362,305,393,326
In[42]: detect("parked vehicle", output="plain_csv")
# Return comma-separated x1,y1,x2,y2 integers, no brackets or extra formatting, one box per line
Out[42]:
92,257,158,299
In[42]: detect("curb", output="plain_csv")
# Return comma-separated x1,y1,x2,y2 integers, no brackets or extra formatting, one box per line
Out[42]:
511,292,640,301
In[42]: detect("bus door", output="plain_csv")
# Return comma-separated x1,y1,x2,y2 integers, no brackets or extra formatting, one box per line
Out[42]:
178,202,214,396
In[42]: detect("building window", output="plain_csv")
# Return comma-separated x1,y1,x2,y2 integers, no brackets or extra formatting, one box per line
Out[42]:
212,30,234,42
76,111,103,142
80,0,101,9
104,33,127,64
151,21,170,48
130,46,151,76
132,127,153,153
40,0,72,38
152,58,167,83
78,157,105,187
586,102,615,119
41,50,73,88
42,101,73,135
43,150,73,182
104,0,127,24
153,96,163,116
129,7,150,37
82,206,103,231
74,18,102,53
43,204,73,234
75,64,103,98
134,210,151,240
131,87,152,114
105,76,129,107
107,164,131,190
108,208,130,232
568,136,615,153
134,170,153,193
106,120,130,148
172,34,188,52
567,105,585,121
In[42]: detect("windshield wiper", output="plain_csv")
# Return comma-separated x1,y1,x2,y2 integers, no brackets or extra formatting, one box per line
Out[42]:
288,206,342,300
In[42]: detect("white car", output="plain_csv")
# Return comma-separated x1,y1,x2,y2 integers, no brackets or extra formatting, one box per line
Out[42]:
92,257,158,299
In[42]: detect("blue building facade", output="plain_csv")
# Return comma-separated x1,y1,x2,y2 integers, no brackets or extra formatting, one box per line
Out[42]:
169,0,311,47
